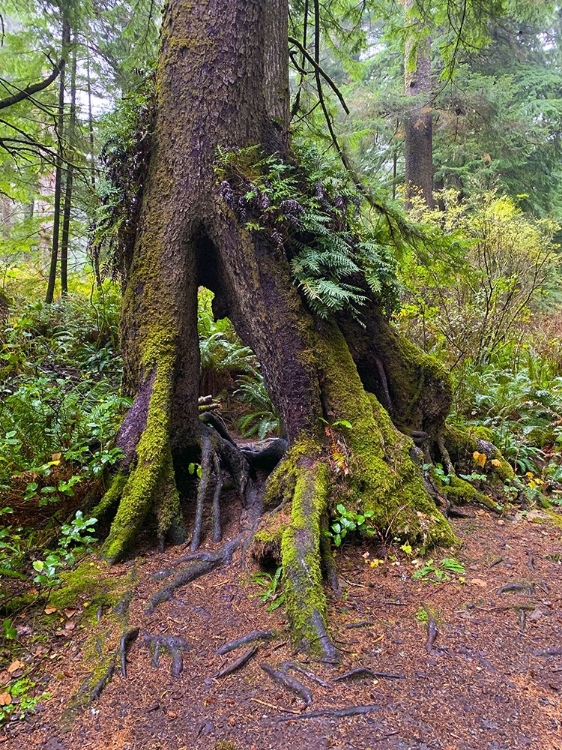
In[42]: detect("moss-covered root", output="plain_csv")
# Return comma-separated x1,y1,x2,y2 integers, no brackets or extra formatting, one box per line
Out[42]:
280,454,339,663
318,324,456,549
102,361,186,563
91,471,128,520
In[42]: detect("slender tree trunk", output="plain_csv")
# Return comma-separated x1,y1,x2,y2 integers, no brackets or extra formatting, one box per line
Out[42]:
45,18,70,304
60,34,77,296
403,0,434,208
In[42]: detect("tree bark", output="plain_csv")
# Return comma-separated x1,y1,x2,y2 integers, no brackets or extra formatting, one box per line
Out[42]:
45,18,70,304
60,35,77,296
403,0,434,209
102,0,454,659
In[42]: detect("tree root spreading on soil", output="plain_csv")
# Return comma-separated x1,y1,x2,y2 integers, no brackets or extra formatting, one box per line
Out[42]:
277,704,382,721
140,631,190,677
120,627,140,677
146,534,245,613
216,630,276,655
261,662,313,706
333,667,405,681
212,646,258,679
279,661,330,688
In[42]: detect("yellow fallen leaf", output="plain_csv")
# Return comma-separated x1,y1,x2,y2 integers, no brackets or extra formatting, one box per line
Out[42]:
491,459,501,468
51,453,62,461
0,693,12,706
473,451,487,468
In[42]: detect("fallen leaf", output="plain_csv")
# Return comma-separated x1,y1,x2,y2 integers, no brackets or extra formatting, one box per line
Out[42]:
64,609,76,618
7,660,24,674
64,620,76,631
0,672,10,685
0,693,12,706
44,606,57,615
470,578,488,588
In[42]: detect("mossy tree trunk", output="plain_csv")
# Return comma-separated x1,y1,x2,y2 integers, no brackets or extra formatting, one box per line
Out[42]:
103,0,454,659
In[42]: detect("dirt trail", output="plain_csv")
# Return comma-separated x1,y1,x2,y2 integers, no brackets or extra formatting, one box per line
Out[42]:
2,505,562,750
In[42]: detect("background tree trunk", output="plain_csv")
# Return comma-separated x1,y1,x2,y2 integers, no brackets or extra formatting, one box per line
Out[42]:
403,0,434,208
60,34,77,296
45,18,70,304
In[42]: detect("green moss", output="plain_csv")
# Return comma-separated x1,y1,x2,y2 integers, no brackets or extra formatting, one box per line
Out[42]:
252,509,292,564
445,425,515,484
91,472,127,519
444,476,502,511
317,325,455,549
544,509,562,529
49,558,124,617
102,354,177,562
280,454,331,655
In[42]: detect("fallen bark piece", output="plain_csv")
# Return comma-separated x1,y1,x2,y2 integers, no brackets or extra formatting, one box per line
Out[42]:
334,667,404,682
344,621,373,629
120,627,140,677
261,662,313,706
278,704,381,721
216,630,276,655
281,661,330,688
214,646,258,678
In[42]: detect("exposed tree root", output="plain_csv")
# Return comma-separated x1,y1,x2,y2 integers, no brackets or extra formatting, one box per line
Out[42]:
278,704,381,721
213,646,258,678
140,631,190,677
261,662,313,706
333,667,404,681
273,449,340,663
216,630,276,655
146,535,242,613
279,661,330,688
120,627,140,677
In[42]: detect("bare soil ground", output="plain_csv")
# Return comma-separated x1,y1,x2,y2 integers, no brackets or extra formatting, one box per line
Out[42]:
1,502,562,750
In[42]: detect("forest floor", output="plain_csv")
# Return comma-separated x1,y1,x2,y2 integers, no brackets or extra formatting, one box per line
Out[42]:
1,497,562,750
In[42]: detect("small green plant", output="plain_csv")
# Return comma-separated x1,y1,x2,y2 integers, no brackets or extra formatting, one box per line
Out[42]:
325,503,375,547
32,512,98,586
252,565,285,611
0,677,50,725
412,557,466,583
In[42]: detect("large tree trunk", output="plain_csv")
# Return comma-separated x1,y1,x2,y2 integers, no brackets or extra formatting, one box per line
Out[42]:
101,0,454,660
